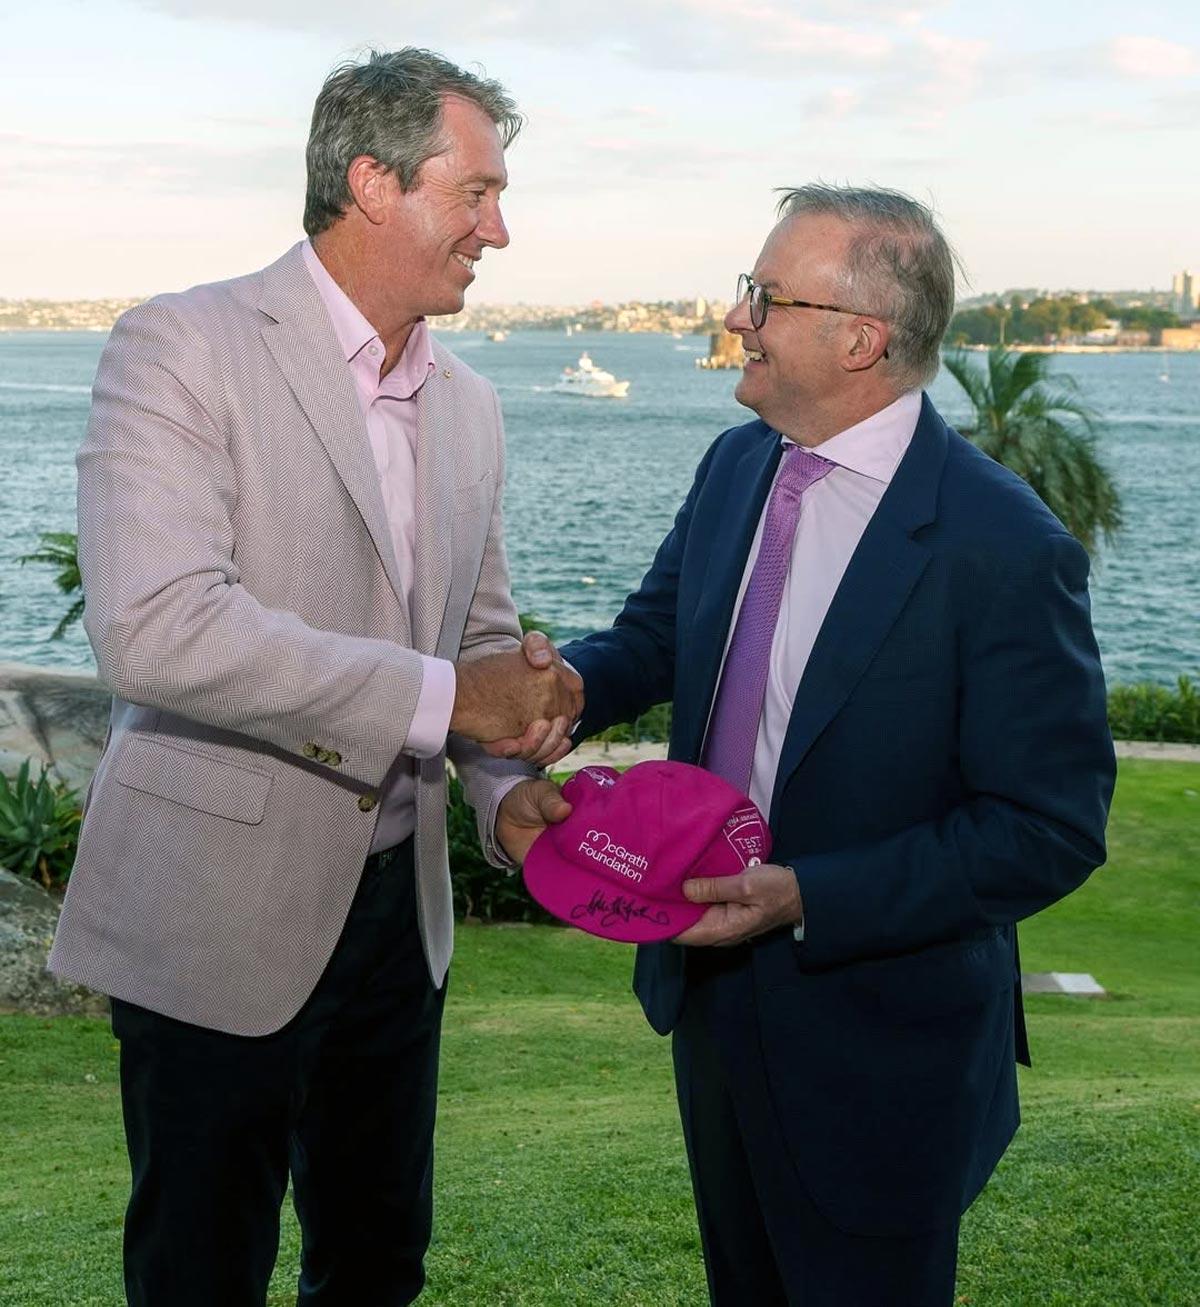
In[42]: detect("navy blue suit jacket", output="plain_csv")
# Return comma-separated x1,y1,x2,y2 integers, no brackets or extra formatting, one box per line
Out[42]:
561,396,1115,1236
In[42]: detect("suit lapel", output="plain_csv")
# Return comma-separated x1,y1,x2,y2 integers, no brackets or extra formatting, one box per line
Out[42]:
411,345,457,656
769,397,948,819
257,244,411,643
675,430,783,763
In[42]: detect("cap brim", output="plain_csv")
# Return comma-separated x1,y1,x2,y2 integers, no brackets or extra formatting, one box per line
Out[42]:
523,836,706,945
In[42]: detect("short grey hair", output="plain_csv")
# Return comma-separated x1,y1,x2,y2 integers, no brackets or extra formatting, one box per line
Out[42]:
303,48,522,238
775,183,958,388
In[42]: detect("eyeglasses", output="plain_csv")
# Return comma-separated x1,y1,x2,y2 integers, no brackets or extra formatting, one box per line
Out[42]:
736,273,885,339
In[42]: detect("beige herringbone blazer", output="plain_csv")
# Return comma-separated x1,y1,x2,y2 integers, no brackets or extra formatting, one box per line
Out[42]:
48,243,533,1035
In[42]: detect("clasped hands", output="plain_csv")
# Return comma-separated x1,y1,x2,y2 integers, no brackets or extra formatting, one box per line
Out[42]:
450,630,582,769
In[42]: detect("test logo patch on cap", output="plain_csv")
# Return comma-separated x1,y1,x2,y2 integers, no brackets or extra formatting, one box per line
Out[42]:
523,761,772,944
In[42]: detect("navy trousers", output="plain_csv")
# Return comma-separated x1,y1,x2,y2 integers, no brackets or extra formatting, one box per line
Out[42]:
112,840,445,1307
674,948,960,1307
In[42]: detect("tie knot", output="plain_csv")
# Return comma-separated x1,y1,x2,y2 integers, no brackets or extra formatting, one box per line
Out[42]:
778,444,833,496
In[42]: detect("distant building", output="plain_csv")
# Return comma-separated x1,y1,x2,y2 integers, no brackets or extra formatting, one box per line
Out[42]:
1172,269,1196,316
1081,320,1122,345
1158,323,1200,350
696,328,744,370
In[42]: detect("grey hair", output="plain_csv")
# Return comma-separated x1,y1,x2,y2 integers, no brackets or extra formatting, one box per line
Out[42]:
303,48,522,238
775,183,959,389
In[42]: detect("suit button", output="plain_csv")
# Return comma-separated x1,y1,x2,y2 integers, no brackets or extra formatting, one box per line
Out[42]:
324,751,342,768
302,743,320,760
358,792,379,812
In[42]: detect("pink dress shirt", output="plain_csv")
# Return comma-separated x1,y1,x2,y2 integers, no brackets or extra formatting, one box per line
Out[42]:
303,241,457,852
714,390,923,819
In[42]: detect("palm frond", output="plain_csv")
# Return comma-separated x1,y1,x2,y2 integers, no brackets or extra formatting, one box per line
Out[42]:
945,347,1122,556
16,530,84,639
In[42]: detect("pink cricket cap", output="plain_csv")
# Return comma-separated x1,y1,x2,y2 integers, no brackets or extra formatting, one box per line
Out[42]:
523,760,772,944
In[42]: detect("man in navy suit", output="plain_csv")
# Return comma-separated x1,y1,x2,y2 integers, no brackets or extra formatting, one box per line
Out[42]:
547,186,1115,1304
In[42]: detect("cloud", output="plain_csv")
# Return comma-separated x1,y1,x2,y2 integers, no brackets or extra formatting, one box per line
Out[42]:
802,29,992,129
1043,85,1200,135
130,0,898,76
1048,34,1200,83
0,133,300,195
1107,35,1199,79
512,113,751,193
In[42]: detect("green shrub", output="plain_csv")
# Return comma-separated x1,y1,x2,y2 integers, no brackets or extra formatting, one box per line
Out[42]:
517,611,553,638
596,701,672,745
446,771,554,924
1107,676,1199,743
0,761,82,888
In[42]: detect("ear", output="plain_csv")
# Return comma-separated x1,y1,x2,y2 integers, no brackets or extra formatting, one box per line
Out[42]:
344,155,396,226
843,317,890,373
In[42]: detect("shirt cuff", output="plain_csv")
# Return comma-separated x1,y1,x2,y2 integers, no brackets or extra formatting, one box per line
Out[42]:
560,657,583,736
483,775,530,869
790,863,805,941
406,656,456,759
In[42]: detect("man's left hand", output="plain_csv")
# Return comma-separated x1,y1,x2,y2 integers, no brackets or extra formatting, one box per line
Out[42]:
496,778,572,865
672,864,802,947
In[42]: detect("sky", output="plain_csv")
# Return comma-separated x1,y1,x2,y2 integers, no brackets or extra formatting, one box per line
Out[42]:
1,0,1198,303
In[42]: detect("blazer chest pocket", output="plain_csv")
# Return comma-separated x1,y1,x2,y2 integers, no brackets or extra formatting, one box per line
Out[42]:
114,735,273,825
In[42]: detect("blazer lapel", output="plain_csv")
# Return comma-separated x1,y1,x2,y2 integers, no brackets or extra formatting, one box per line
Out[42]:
257,245,410,642
411,345,457,656
674,430,783,763
769,397,948,819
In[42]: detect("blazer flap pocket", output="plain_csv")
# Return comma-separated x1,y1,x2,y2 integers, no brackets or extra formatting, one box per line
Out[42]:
115,735,272,825
849,930,1012,1020
453,468,495,506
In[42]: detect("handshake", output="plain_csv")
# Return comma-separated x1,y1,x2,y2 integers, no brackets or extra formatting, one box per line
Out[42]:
450,631,583,768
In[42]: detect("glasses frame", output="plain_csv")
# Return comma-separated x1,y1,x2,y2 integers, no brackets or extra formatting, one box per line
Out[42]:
736,274,888,358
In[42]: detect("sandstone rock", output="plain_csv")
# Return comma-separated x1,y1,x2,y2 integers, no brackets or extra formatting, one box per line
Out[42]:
0,867,106,1017
0,661,110,794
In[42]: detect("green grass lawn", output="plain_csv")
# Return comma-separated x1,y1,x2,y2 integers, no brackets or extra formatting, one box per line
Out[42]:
1,759,1197,1305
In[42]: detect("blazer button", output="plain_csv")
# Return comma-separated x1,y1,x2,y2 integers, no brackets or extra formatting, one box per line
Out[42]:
325,751,342,768
302,743,320,760
358,792,379,812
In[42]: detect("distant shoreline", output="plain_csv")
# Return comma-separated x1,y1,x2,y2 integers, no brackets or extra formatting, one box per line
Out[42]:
1,326,1199,356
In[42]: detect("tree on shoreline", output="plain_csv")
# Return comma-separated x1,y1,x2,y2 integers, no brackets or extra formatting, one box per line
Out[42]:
944,347,1122,556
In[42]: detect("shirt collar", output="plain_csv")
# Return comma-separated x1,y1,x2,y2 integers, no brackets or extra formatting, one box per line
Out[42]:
782,389,922,485
302,239,435,399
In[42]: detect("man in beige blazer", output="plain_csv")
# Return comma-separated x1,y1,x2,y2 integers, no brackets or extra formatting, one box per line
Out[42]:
48,49,577,1306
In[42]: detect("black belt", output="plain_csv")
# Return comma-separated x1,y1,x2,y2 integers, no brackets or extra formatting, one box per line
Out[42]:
364,839,411,873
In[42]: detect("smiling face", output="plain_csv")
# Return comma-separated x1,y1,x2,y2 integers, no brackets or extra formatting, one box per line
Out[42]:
383,93,510,319
725,212,861,435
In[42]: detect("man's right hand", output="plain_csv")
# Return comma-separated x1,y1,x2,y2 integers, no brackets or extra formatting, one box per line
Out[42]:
450,634,583,760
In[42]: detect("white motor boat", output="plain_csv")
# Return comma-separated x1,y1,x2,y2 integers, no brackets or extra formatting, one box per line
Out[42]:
551,352,630,399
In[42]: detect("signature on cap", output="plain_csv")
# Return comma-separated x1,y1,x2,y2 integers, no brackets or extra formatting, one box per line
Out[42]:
570,889,670,930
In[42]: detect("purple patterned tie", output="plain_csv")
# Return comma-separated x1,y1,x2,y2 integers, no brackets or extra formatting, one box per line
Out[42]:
702,444,833,794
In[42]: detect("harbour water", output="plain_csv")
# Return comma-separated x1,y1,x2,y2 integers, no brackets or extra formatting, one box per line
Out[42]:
1,330,1196,686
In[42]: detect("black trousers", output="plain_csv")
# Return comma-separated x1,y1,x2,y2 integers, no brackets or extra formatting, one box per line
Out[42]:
674,952,960,1307
112,840,445,1307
